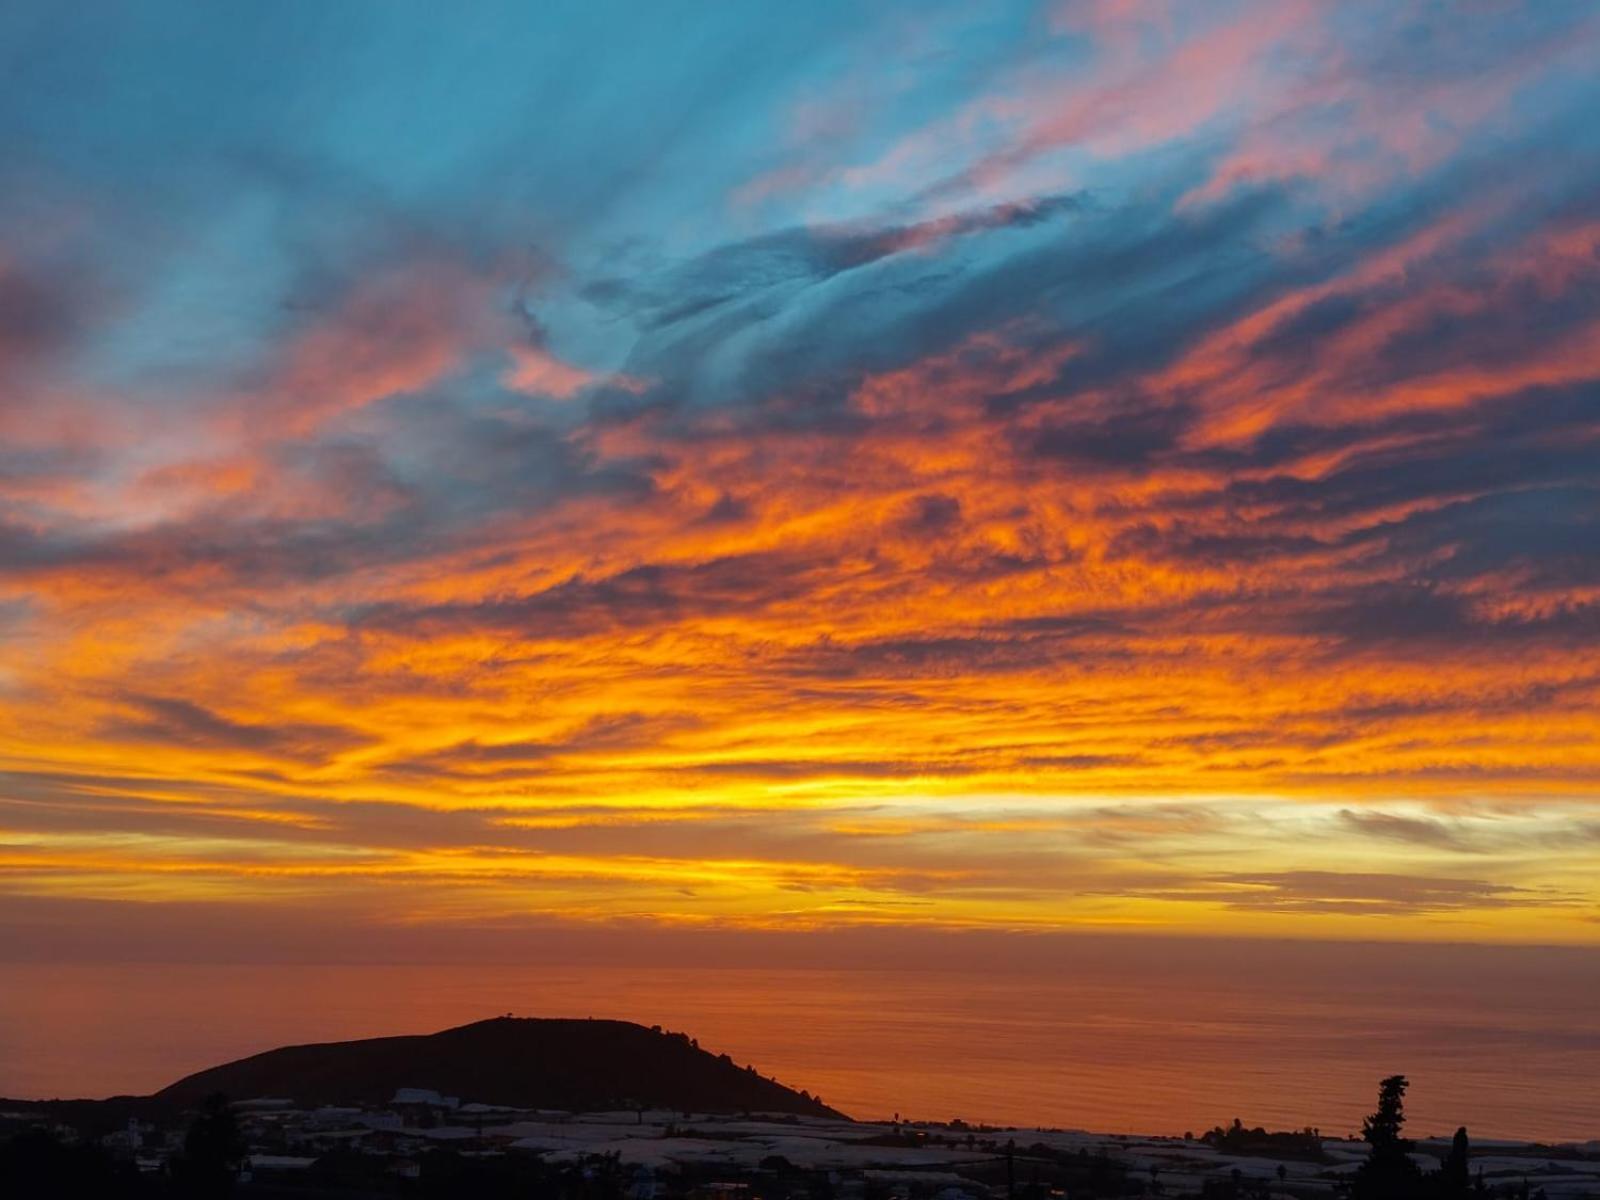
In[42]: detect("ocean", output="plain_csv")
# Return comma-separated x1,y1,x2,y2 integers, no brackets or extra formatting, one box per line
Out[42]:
3,942,1597,1141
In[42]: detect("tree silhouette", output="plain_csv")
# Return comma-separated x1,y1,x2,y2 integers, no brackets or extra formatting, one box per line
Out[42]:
1436,1126,1471,1199
173,1093,246,1198
1351,1075,1421,1200
1363,1076,1409,1150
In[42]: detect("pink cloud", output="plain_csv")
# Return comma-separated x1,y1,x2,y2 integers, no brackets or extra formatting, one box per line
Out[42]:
503,345,596,399
828,0,1319,220
1180,5,1600,210
256,260,493,436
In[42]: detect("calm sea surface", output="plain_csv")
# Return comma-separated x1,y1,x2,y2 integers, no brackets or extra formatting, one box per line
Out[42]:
3,952,1598,1142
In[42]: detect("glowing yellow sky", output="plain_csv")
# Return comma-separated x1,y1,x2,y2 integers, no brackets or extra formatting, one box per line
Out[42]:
5,292,1599,945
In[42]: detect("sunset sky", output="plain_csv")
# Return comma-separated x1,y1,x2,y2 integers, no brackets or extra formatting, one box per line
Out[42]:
3,0,1600,959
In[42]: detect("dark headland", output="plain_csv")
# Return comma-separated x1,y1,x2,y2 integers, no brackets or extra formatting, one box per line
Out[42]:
6,1017,842,1121
7,1044,1599,1197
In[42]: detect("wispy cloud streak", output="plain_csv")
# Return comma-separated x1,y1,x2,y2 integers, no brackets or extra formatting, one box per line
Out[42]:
1,0,1598,946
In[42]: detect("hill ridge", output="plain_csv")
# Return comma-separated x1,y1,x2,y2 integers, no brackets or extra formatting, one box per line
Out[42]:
147,1016,843,1118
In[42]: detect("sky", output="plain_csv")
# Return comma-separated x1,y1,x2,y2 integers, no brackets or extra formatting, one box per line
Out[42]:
3,0,1600,961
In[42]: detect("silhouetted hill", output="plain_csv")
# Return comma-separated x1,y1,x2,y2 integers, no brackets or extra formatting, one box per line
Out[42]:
148,1018,843,1117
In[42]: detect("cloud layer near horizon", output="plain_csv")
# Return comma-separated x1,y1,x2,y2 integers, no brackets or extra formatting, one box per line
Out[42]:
3,0,1600,948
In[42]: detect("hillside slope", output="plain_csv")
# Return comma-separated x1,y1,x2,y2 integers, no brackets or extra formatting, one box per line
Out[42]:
151,1017,843,1117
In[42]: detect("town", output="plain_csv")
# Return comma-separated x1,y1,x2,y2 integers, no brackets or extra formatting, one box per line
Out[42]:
6,1090,1599,1199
